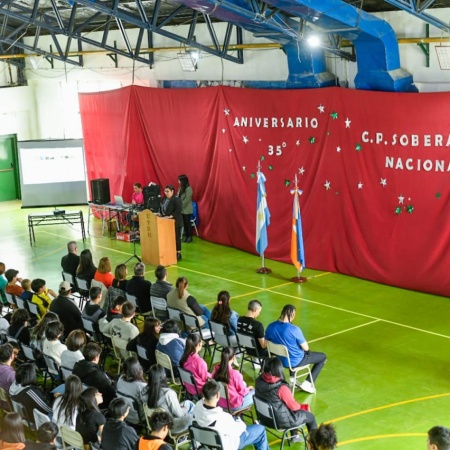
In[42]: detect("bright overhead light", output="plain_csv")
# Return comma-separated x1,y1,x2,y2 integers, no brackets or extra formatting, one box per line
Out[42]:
307,35,320,48
177,51,199,72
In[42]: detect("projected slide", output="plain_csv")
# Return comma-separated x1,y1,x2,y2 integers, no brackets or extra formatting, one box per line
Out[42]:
19,139,88,207
20,147,85,185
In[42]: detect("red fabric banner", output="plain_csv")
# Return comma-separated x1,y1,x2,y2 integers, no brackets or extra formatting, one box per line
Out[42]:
79,86,450,297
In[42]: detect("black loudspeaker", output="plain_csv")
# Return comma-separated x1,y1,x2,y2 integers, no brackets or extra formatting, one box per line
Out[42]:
91,178,110,204
143,185,161,213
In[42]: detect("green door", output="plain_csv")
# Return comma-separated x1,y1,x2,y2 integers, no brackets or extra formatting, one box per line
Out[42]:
0,134,20,201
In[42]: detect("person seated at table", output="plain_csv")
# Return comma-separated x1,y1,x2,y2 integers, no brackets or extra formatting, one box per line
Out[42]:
94,257,114,289
76,249,97,286
127,183,144,230
31,279,57,318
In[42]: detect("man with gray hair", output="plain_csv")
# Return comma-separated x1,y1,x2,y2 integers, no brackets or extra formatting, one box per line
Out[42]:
125,262,151,314
428,426,450,450
61,241,80,277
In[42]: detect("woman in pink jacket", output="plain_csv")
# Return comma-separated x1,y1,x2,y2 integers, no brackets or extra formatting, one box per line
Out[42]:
212,347,254,410
179,333,211,397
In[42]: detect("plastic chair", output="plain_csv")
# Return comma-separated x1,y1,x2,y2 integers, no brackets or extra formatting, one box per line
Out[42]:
190,201,199,237
0,386,13,412
267,341,314,394
155,349,181,390
253,396,307,450
15,296,26,309
61,365,73,381
62,271,79,294
74,277,90,309
150,296,169,322
42,354,62,388
5,292,16,312
11,398,35,430
217,381,254,422
208,321,240,370
189,422,224,450
111,335,132,374
182,313,213,357
33,409,50,429
178,366,202,401
167,307,185,331
143,403,190,449
60,424,85,450
236,332,265,371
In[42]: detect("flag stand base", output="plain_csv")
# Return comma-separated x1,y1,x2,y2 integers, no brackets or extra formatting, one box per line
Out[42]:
291,276,307,283
256,267,272,274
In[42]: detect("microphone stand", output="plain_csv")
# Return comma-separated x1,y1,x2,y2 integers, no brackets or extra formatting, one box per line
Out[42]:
124,234,141,264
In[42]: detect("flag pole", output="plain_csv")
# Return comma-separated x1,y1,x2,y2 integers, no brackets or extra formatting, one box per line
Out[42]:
291,173,307,283
256,160,271,274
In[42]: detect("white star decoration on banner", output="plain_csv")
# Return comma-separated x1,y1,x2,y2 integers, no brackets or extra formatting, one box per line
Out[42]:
358,182,363,189
299,167,305,175
398,195,405,204
243,136,249,144
380,178,387,187
324,180,331,190
224,109,230,116
296,140,301,146
318,105,325,113
222,129,226,134
336,146,341,153
345,118,351,128
242,166,246,171
229,148,232,152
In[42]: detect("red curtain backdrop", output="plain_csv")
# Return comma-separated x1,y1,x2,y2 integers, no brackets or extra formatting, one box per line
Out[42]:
79,86,450,297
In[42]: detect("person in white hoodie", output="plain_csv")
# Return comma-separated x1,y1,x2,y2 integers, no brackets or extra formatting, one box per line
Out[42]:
193,379,269,450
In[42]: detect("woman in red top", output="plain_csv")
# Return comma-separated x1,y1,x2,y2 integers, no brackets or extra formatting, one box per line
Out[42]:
94,257,114,288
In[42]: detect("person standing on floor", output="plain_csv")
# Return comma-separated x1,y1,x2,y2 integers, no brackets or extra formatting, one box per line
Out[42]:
161,185,183,261
177,175,193,243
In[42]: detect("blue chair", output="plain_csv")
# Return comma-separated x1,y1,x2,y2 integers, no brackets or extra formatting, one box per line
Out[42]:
190,201,199,236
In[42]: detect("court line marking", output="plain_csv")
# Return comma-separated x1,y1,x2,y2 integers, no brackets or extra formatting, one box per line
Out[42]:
338,433,426,446
308,319,381,343
330,392,450,423
30,245,68,262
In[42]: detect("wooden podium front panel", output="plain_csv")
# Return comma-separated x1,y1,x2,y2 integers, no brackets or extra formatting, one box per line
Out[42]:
139,210,177,266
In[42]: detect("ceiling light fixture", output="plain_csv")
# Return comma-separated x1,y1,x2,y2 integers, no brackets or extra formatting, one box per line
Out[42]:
177,50,199,72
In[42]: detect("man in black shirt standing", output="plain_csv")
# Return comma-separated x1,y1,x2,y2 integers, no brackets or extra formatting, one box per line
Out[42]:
237,299,268,357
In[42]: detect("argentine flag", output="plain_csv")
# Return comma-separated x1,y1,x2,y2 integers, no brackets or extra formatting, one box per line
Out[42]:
291,187,305,272
256,171,270,255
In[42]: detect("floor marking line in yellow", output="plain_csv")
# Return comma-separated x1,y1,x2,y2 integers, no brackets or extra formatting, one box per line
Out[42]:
30,245,68,262
308,319,381,343
339,433,427,446
306,272,332,279
330,392,450,424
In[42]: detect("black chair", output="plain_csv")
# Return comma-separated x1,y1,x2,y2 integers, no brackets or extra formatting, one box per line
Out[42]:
42,354,63,389
253,396,307,450
236,332,265,371
178,366,202,401
208,321,241,371
181,313,214,357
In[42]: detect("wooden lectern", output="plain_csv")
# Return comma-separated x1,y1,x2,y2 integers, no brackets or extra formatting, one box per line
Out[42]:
139,210,177,266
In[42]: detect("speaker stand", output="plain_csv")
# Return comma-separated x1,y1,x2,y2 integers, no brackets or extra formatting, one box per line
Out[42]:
124,236,141,264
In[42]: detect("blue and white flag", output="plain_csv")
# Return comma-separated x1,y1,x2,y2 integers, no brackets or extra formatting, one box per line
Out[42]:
256,171,270,255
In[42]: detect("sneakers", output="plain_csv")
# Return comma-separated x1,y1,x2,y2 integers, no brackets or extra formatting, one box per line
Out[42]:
299,380,316,394
291,435,303,443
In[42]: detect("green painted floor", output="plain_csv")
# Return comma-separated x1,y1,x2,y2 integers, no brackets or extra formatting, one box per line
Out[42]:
2,200,450,449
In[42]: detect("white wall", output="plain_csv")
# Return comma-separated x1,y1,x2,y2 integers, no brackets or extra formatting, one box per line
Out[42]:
0,7,448,140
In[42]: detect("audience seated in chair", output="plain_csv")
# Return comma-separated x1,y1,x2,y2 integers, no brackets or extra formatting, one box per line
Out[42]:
142,364,194,434
126,262,152,315
127,316,161,372
212,347,254,410
237,299,268,358
104,295,126,323
42,320,67,366
20,279,33,302
150,265,173,300
101,398,140,450
139,411,174,450
49,282,83,338
179,333,211,398
5,268,24,298
265,304,327,394
31,279,56,318
30,312,59,356
9,363,52,423
0,343,16,392
72,342,116,408
116,356,147,424
167,277,211,329
24,421,59,450
52,375,83,435
76,249,97,287
0,412,26,449
211,290,239,337
61,329,86,370
82,287,106,325
94,257,115,289
193,379,269,450
75,387,106,448
61,241,80,279
8,308,31,346
0,262,7,305
112,264,128,291
156,320,185,378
